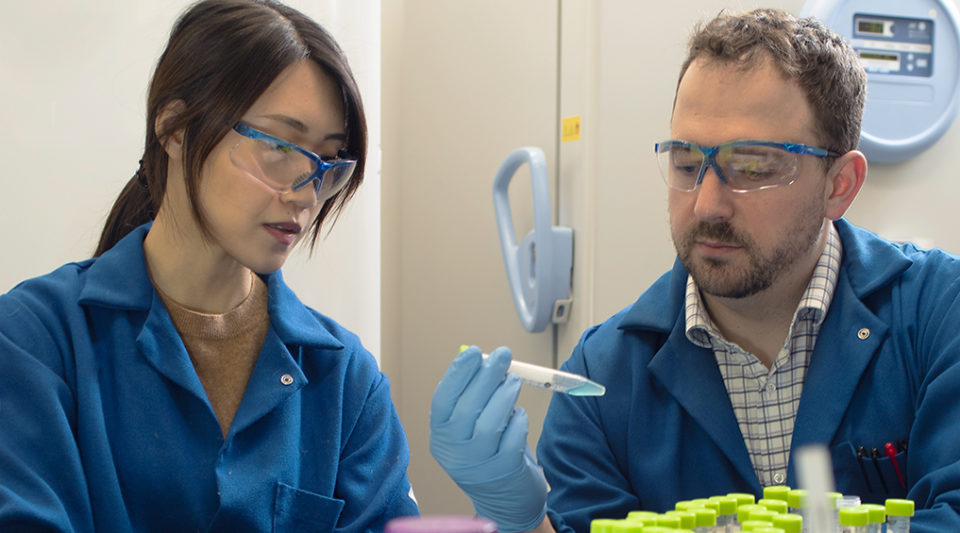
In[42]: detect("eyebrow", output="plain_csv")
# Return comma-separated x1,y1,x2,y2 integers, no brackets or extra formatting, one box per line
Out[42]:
261,113,347,142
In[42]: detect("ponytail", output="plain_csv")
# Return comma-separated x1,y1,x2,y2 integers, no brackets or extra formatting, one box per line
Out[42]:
94,159,162,256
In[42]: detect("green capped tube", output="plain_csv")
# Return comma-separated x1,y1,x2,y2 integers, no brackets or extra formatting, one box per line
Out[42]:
758,498,788,514
727,493,757,508
859,503,885,533
746,508,777,524
736,504,768,525
609,520,645,533
772,512,803,533
839,506,869,533
885,498,915,533
763,486,791,502
656,513,682,529
692,507,718,533
625,510,658,525
666,510,698,530
590,518,621,533
707,495,738,529
740,519,775,531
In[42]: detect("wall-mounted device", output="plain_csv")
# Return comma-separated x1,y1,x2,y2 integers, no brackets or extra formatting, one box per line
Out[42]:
493,147,573,333
801,0,960,163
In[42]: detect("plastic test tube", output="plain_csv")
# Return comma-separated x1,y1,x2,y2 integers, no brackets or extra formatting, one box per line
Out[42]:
885,498,914,533
464,347,606,396
838,506,869,533
859,503,885,533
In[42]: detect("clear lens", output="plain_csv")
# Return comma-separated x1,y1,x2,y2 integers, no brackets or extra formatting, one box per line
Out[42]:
719,146,799,188
314,160,356,199
231,134,357,202
656,141,801,192
231,135,317,192
656,142,704,191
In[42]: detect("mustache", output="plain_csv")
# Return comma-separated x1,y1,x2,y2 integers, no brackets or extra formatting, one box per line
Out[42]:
688,221,746,246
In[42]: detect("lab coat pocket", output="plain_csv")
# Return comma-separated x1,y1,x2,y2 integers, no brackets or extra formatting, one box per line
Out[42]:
830,441,908,501
274,481,345,532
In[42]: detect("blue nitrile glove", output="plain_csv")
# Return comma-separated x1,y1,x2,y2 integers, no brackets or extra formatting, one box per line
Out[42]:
430,346,549,532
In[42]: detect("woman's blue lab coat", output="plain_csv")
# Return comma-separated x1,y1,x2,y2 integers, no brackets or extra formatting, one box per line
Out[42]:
0,224,418,532
539,219,960,533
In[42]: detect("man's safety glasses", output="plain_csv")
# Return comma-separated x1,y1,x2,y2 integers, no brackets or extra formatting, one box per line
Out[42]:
230,122,356,202
654,139,839,193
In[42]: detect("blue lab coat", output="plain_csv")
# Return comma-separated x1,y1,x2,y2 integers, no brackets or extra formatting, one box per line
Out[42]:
539,219,960,533
0,224,418,532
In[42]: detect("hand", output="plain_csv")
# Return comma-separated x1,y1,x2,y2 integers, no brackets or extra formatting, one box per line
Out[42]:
430,346,549,532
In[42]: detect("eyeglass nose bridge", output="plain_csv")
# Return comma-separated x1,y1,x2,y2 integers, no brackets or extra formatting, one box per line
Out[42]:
290,170,324,195
289,161,351,201
694,145,730,188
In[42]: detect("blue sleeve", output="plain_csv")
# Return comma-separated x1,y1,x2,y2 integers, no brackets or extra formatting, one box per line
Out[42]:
335,356,419,532
537,327,641,533
900,255,960,532
0,285,94,532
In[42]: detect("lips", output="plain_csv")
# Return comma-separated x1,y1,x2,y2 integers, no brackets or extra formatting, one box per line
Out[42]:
697,238,739,249
265,222,301,234
263,222,302,245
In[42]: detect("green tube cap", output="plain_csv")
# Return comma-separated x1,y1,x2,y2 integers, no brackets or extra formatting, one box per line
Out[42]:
885,498,916,517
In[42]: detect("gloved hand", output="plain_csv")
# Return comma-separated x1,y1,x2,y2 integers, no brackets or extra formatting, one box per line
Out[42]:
430,346,549,532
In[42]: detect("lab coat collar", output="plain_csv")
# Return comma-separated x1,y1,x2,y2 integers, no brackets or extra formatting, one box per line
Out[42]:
832,218,913,297
649,317,761,492
79,222,344,351
78,223,156,311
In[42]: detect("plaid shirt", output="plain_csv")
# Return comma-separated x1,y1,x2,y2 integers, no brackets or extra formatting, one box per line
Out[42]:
684,224,842,487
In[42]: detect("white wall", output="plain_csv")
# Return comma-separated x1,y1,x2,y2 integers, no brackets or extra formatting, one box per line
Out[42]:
0,0,382,358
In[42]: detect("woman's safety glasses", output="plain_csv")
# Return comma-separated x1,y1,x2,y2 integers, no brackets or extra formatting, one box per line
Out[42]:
230,122,356,202
655,139,839,193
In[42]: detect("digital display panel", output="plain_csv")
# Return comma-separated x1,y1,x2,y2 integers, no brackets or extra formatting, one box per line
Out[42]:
860,51,898,62
858,20,886,34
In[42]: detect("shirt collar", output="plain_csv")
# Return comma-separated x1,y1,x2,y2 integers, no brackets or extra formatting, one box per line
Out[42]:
684,223,843,348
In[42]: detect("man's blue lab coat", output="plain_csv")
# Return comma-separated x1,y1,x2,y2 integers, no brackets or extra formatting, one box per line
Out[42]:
539,219,960,533
0,224,418,532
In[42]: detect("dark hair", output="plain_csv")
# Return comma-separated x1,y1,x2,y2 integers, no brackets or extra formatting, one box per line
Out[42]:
95,0,366,256
676,8,866,157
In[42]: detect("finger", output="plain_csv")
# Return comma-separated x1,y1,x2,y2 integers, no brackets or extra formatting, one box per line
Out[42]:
471,374,523,457
494,406,531,472
430,346,483,425
445,346,513,426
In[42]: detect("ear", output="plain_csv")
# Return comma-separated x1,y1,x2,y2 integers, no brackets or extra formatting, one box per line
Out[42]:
823,150,867,220
155,99,187,159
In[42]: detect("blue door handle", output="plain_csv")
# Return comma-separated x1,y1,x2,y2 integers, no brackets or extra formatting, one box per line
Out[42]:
493,147,573,333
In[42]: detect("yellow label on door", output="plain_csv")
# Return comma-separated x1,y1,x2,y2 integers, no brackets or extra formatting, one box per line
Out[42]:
562,115,581,142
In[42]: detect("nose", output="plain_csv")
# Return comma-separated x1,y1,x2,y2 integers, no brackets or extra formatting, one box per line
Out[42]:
280,181,320,209
692,166,734,223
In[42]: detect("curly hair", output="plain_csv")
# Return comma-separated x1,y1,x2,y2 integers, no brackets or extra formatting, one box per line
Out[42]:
676,8,866,156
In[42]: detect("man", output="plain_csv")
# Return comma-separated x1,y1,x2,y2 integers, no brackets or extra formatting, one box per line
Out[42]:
429,8,960,533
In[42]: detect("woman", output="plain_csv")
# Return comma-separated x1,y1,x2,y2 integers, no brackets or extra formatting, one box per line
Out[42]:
0,1,418,531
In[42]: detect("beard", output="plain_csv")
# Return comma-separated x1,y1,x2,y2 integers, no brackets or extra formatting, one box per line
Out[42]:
672,208,824,299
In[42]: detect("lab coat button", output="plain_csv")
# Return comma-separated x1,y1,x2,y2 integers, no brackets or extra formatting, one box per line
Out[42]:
857,328,870,340
280,373,294,385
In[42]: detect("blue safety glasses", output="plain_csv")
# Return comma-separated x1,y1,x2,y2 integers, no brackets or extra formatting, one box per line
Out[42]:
655,139,840,193
230,122,356,202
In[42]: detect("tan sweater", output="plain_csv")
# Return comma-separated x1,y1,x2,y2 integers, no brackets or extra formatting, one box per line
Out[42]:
156,275,269,437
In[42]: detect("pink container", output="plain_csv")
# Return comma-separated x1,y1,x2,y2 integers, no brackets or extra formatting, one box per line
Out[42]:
384,515,498,533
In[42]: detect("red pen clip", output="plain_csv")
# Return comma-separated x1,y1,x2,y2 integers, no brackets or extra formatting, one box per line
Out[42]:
885,441,906,489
